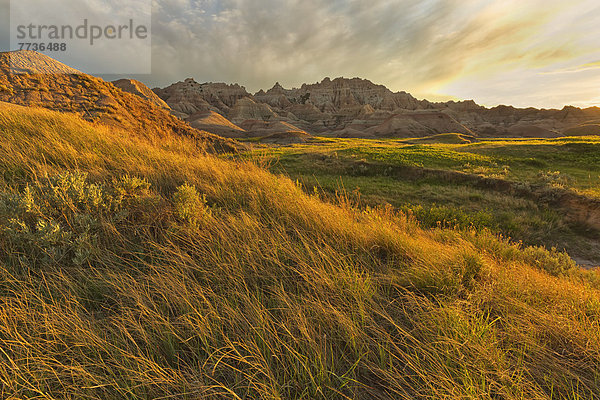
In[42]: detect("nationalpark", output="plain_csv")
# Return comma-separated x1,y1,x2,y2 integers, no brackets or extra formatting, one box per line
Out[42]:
1,1,600,399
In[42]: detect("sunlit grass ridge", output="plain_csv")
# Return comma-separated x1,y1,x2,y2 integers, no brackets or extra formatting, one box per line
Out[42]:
1,103,600,399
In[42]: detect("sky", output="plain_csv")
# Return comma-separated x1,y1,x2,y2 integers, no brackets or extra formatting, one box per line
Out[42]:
2,0,600,108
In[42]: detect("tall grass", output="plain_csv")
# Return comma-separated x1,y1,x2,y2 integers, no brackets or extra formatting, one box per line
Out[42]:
1,104,599,399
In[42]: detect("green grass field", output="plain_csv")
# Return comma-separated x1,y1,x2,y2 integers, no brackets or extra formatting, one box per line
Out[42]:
1,106,600,399
244,134,600,266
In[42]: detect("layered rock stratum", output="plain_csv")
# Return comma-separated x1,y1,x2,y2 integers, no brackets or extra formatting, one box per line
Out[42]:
111,78,171,110
154,76,600,140
154,78,309,140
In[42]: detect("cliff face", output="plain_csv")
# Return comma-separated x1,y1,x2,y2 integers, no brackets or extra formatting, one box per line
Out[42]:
152,79,269,139
251,78,475,137
255,77,430,112
153,76,600,140
153,78,252,117
228,97,278,124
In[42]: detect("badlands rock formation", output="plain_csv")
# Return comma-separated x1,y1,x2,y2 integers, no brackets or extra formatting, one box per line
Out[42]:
255,77,429,112
228,97,278,124
154,76,600,140
3,51,597,142
153,78,309,140
251,77,466,137
153,78,250,116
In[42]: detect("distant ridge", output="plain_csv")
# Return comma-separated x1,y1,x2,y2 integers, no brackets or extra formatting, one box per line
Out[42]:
153,76,600,139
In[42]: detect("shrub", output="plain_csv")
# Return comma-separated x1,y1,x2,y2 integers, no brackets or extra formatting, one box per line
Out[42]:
538,170,571,187
0,173,155,268
172,183,210,226
521,245,576,276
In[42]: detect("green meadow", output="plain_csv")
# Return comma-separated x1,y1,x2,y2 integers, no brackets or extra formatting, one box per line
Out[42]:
245,134,600,266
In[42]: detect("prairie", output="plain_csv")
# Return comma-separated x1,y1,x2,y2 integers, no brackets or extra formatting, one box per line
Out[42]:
1,104,599,399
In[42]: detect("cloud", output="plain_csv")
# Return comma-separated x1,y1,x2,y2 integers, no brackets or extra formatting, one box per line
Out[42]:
2,0,599,107
0,0,9,50
150,0,471,89
581,61,600,69
444,57,600,109
4,0,152,74
544,60,600,75
145,0,600,108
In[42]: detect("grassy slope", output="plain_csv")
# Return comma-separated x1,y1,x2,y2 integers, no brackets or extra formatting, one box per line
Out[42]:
252,135,600,266
1,105,600,399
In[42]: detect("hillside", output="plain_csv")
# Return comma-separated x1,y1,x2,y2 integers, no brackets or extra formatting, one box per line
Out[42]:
153,76,600,140
1,98,600,399
0,51,240,153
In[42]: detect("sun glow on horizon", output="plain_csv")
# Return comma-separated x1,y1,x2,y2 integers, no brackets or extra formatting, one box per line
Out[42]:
396,0,600,108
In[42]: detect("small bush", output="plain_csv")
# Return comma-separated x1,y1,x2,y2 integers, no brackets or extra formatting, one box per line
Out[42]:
172,183,210,226
538,170,571,187
521,245,576,276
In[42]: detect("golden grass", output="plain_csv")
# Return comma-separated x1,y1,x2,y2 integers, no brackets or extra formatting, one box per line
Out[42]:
0,104,599,399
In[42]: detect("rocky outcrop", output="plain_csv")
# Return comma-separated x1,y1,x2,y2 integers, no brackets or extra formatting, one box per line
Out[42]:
254,82,293,109
153,78,251,117
228,97,278,123
149,78,260,138
255,77,430,112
